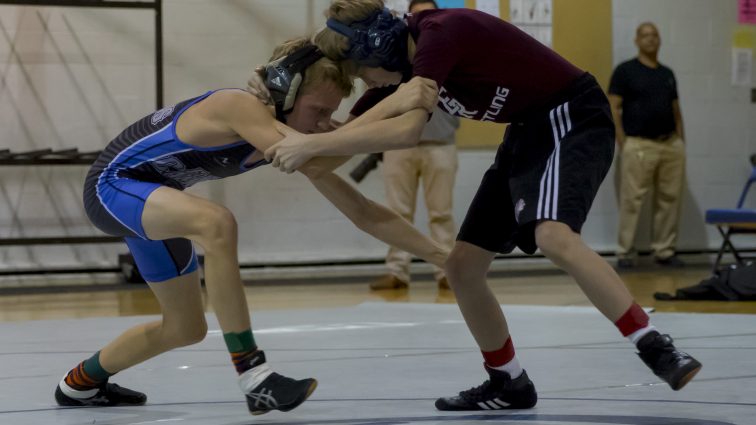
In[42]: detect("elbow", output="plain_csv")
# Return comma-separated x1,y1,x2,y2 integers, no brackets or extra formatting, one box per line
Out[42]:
299,164,327,180
398,113,425,148
351,205,372,232
406,123,424,146
339,192,373,231
353,217,371,233
353,199,385,232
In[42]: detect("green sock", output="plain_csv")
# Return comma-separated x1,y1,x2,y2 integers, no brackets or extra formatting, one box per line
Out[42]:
223,329,257,353
82,351,113,382
224,329,259,374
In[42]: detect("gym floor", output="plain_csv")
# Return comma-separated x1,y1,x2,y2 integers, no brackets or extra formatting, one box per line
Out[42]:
0,261,754,424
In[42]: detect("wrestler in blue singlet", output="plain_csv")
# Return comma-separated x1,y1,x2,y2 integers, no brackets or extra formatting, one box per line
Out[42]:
83,90,267,282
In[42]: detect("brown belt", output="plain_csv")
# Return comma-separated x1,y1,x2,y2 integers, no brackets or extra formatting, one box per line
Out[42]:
655,133,677,142
636,133,676,142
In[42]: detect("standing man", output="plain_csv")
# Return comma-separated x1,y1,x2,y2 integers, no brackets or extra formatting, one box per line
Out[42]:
609,22,686,269
369,0,460,292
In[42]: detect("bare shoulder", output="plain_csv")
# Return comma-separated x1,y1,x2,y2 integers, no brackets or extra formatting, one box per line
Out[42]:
203,89,272,122
199,89,282,151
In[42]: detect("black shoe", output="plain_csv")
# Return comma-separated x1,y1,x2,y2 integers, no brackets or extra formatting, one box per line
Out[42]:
435,366,537,411
240,351,317,415
369,275,409,290
655,255,685,268
55,380,146,407
637,331,701,390
617,258,635,269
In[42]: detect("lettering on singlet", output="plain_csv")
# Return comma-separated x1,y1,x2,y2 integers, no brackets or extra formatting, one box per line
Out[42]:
438,87,477,118
151,155,219,188
481,86,510,122
151,105,176,126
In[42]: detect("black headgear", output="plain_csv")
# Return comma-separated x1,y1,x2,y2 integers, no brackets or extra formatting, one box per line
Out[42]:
263,44,325,122
326,8,410,72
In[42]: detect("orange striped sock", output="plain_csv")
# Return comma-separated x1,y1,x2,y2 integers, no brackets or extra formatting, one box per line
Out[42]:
224,329,259,375
63,362,99,391
63,352,112,391
231,349,262,375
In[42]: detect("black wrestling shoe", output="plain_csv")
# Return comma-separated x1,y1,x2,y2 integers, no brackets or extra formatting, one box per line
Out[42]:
239,350,317,415
637,331,702,390
435,366,537,411
55,380,146,407
245,372,317,415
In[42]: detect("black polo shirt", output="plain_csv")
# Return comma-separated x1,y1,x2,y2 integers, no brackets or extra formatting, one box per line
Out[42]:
609,58,678,139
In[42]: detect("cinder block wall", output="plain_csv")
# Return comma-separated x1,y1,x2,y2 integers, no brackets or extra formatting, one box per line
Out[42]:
0,0,753,271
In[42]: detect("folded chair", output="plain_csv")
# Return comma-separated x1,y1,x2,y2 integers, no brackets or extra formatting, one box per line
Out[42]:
704,155,756,272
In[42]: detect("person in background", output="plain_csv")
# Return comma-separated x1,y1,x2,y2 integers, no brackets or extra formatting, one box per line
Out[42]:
368,0,460,291
609,22,686,269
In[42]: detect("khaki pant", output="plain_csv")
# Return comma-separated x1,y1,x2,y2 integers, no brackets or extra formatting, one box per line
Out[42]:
618,136,685,259
383,144,458,282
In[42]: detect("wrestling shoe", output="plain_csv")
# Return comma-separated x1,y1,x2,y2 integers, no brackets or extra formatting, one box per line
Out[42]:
369,275,409,290
55,378,146,406
239,350,317,415
637,331,701,390
435,366,537,411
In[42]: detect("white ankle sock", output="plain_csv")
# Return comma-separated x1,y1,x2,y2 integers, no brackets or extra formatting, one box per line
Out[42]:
628,325,658,346
238,362,273,394
489,356,524,379
58,376,98,399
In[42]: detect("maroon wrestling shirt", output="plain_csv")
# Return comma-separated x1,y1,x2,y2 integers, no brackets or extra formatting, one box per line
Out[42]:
351,8,584,122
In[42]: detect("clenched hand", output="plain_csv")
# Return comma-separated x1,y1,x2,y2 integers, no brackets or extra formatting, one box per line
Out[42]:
387,76,439,115
264,122,317,173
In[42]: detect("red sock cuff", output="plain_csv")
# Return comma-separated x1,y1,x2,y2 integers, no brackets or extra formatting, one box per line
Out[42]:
482,337,515,367
615,303,650,336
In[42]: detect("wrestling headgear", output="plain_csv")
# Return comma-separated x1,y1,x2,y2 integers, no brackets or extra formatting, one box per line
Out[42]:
326,8,410,72
263,44,325,122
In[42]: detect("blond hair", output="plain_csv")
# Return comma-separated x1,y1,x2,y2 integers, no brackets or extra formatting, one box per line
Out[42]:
314,0,385,61
247,36,354,97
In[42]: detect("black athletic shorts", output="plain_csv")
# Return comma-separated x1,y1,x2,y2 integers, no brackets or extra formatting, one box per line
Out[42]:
457,73,615,254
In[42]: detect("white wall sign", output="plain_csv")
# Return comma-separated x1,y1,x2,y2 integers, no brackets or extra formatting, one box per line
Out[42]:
384,0,408,14
476,0,500,17
511,0,553,47
732,47,753,87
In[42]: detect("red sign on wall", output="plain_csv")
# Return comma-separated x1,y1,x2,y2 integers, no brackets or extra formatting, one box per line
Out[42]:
741,0,756,24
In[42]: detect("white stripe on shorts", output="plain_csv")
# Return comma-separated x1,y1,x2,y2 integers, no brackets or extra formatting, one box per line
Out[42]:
537,102,572,221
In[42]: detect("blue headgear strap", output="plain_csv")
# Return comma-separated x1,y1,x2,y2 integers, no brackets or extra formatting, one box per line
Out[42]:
263,45,324,122
326,8,410,72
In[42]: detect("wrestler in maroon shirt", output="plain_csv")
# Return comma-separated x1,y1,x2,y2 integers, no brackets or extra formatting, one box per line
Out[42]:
264,2,702,411
351,8,583,123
